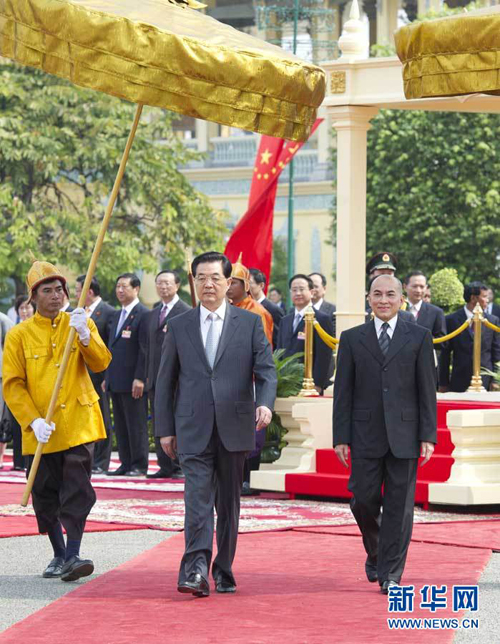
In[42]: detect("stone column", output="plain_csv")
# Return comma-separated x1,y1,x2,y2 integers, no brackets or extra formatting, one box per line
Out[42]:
329,105,378,334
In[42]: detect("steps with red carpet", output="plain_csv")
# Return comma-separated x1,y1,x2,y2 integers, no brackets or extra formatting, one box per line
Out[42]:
285,400,500,504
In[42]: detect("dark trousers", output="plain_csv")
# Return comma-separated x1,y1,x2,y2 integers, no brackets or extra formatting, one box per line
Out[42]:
348,450,418,584
149,390,181,475
92,379,112,471
28,443,96,540
110,391,149,472
178,427,246,586
243,427,266,483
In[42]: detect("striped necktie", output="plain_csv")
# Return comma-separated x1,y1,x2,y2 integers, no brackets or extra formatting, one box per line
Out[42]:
378,322,391,355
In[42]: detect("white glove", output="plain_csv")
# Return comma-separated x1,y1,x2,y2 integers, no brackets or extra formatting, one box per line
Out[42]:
31,418,55,443
69,307,91,345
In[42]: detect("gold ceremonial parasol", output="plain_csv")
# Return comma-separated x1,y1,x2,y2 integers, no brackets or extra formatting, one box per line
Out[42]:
0,0,325,505
395,6,500,100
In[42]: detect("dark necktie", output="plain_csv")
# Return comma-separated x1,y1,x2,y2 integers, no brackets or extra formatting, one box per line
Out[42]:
159,304,168,327
379,322,391,355
293,313,302,333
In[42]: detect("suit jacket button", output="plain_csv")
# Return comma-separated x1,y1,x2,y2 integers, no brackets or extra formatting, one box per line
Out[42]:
383,387,389,393
61,404,66,409
383,367,388,372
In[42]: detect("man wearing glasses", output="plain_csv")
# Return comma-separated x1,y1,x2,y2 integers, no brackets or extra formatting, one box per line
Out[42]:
155,251,277,597
276,274,335,394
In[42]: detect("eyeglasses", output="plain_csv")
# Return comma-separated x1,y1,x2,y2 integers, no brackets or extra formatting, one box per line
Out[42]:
195,275,224,285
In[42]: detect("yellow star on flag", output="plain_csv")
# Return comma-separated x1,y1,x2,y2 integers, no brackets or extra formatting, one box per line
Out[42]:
260,149,272,165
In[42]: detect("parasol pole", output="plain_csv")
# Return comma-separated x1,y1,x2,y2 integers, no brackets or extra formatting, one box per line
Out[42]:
186,250,197,308
21,103,144,507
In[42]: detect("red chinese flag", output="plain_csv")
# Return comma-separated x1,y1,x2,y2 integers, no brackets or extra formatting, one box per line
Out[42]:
224,119,323,290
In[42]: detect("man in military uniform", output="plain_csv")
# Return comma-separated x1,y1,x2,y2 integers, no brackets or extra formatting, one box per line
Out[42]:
2,261,111,581
366,252,397,279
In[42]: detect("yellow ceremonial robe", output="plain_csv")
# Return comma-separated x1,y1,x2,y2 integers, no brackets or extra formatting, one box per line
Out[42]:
234,296,274,347
2,311,112,455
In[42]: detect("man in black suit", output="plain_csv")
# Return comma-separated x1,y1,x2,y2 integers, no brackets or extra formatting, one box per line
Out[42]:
106,273,149,476
404,271,446,341
249,268,284,348
333,275,437,594
145,270,190,479
277,274,334,393
155,251,277,597
486,288,500,319
309,272,336,322
439,282,500,393
268,287,286,313
75,275,116,473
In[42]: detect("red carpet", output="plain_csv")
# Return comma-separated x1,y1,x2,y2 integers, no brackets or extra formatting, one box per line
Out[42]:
0,515,146,538
0,529,490,644
294,518,500,551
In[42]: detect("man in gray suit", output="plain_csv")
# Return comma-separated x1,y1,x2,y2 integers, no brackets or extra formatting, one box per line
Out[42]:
155,251,277,597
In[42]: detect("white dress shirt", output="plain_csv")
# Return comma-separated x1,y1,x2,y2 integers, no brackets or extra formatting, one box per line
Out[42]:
256,294,266,304
159,293,179,318
374,314,398,339
313,298,324,311
464,305,474,321
200,300,226,347
85,296,102,318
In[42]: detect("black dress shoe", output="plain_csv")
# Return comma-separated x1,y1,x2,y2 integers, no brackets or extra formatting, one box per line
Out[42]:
178,573,210,597
241,481,260,496
92,466,106,474
365,556,378,583
125,468,146,477
12,466,26,472
42,556,65,578
380,580,398,595
215,580,237,594
171,471,185,480
60,556,94,582
106,466,129,476
146,469,170,479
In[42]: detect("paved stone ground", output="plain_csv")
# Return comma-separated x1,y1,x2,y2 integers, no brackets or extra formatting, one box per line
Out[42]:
454,551,500,643
0,529,176,633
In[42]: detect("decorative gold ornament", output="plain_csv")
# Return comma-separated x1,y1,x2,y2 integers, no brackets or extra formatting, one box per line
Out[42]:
330,71,346,95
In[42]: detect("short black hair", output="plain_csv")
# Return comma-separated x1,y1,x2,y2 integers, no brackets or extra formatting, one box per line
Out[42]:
269,287,282,296
289,274,313,290
116,272,141,289
404,270,426,285
156,269,180,285
464,281,488,303
309,272,327,287
191,251,232,278
76,274,101,296
15,294,31,313
249,268,266,286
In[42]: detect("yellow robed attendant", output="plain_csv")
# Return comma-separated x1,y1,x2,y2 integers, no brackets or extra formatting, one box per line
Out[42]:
2,259,111,582
3,272,110,455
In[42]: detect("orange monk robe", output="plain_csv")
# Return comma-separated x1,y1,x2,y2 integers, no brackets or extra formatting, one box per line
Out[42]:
234,296,273,347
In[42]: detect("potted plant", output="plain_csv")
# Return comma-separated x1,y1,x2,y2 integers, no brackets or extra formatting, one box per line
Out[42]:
261,349,304,463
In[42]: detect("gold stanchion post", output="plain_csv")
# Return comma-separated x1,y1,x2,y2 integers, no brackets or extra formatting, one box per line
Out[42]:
299,307,319,397
467,303,486,393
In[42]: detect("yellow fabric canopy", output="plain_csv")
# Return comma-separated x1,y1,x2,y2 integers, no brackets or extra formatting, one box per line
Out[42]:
395,6,500,100
0,0,325,141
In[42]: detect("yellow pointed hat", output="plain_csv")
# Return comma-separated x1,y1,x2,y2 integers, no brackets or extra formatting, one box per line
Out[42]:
231,252,250,292
26,258,69,302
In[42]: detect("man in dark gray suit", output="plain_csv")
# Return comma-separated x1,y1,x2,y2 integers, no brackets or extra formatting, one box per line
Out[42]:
333,275,437,594
403,271,446,341
249,268,284,348
155,251,277,597
145,270,190,478
75,274,116,473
